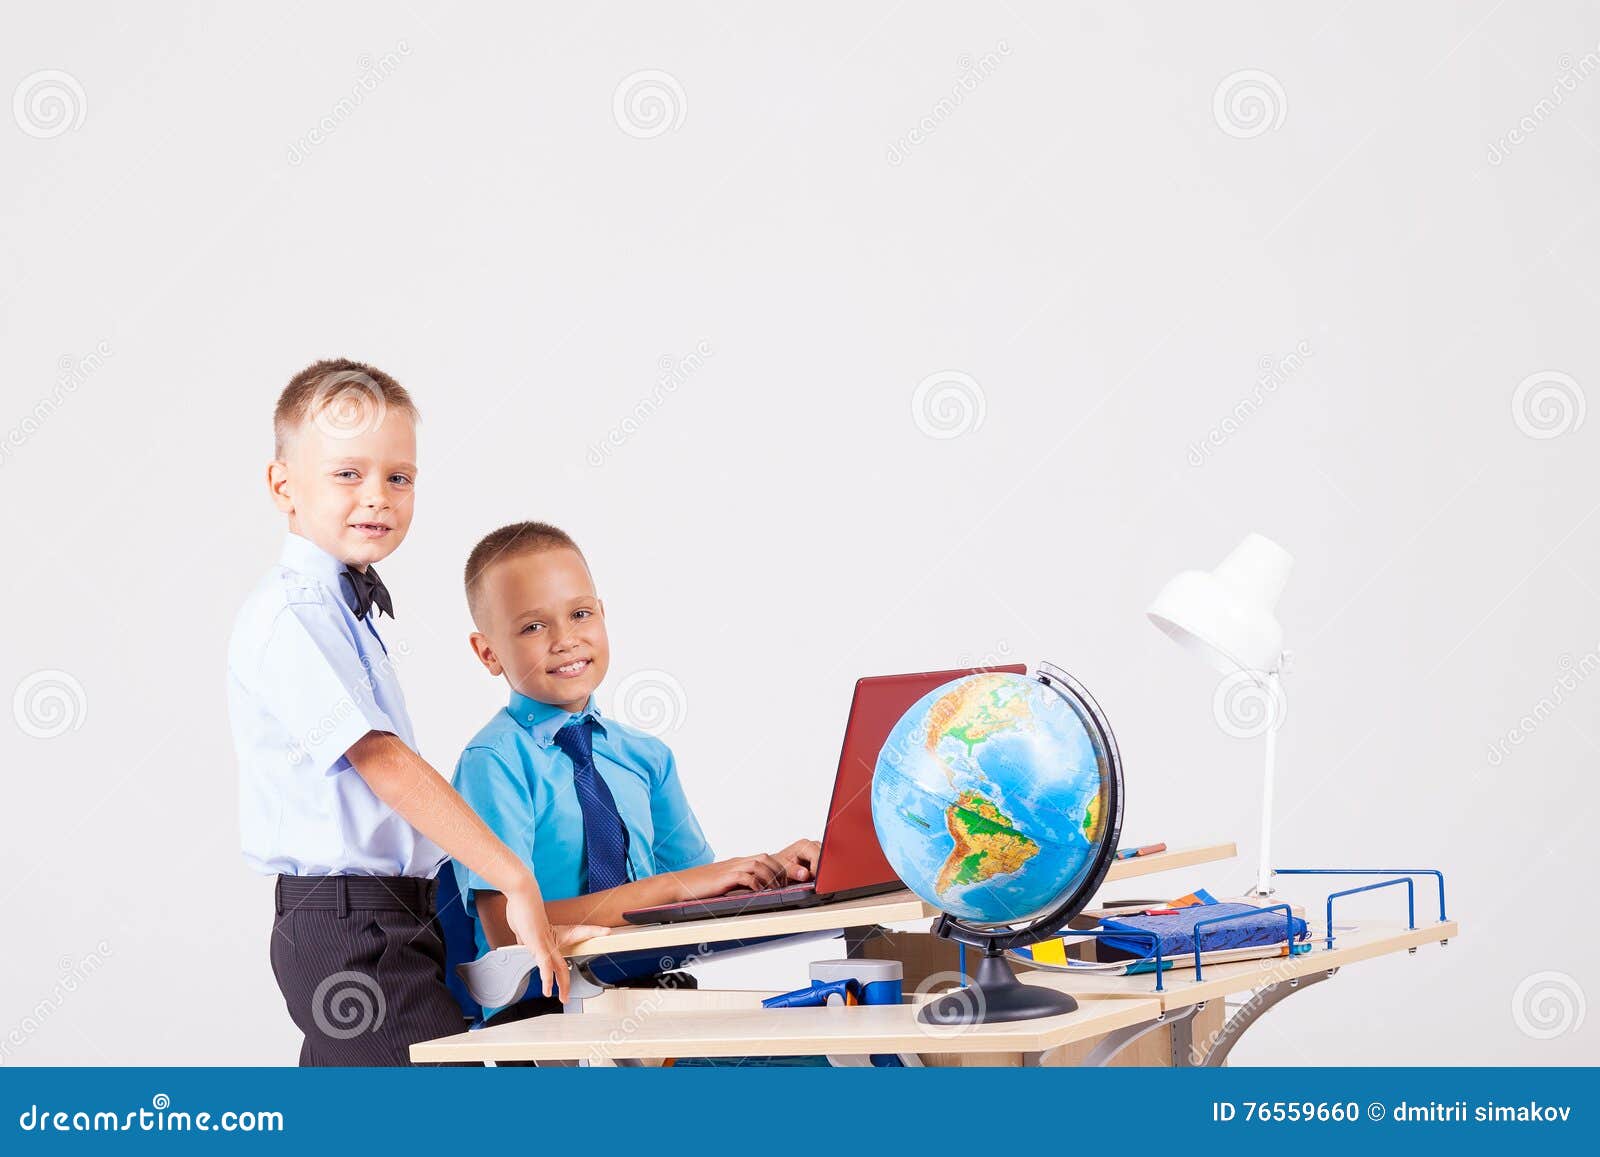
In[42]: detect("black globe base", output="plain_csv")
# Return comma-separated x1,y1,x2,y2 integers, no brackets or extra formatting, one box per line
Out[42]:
916,951,1080,1026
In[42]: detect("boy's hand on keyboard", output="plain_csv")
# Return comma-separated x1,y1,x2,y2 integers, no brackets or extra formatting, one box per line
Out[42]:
676,854,788,899
773,839,822,883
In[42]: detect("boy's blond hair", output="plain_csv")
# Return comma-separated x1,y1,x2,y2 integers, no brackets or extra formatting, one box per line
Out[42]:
274,358,418,456
464,521,586,623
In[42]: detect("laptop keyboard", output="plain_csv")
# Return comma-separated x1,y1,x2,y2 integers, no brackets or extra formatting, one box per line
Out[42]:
721,882,814,899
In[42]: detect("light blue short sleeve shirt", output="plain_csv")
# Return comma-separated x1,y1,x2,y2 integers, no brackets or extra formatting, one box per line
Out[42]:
451,692,714,957
228,533,445,878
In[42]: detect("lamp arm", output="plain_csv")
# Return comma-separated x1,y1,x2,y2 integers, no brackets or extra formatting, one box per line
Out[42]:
1253,669,1285,897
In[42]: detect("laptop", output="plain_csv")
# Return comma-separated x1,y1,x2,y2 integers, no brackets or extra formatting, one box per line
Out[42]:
621,663,1029,925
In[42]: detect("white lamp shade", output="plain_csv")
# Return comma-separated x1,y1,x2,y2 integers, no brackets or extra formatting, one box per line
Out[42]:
1147,533,1293,674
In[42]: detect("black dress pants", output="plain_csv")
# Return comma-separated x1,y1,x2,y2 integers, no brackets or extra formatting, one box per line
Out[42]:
269,875,472,1067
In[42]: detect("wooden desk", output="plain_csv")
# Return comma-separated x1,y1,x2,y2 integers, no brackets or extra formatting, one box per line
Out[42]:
411,841,1455,1066
563,841,1238,961
410,991,1164,1065
412,918,1457,1067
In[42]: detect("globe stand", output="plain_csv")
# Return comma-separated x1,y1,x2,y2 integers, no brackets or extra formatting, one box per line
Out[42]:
918,949,1079,1026
908,662,1128,1029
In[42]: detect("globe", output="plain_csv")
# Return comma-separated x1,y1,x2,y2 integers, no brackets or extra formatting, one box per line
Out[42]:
872,670,1115,927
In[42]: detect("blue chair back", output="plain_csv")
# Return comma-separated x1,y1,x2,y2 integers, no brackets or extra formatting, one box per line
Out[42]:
434,861,483,1023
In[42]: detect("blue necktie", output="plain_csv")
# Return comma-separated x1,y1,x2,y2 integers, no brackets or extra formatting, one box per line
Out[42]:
552,718,630,894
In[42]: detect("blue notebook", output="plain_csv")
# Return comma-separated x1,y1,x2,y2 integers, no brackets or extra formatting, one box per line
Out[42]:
1099,902,1308,959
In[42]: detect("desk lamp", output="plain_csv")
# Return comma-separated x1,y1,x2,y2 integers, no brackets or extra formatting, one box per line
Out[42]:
1147,533,1293,897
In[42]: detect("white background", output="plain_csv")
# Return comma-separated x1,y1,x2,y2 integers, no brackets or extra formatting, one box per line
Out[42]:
2,1,1596,1065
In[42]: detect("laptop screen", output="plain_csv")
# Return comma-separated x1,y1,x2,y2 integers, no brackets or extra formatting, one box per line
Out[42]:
811,664,1029,898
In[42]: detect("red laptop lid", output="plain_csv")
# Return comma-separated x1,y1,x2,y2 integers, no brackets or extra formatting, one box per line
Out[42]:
811,664,1030,898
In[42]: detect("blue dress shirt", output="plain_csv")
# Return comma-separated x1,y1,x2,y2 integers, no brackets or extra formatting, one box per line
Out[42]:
451,692,714,957
228,533,445,877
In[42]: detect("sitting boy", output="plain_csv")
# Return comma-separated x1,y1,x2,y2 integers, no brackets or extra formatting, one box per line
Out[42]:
451,521,819,1006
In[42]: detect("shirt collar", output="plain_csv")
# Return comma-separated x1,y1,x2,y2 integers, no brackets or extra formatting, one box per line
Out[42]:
279,533,352,594
507,691,607,748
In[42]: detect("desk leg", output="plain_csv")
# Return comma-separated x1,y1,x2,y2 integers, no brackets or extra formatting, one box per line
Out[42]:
1071,1005,1200,1067
1199,968,1338,1067
563,970,607,1015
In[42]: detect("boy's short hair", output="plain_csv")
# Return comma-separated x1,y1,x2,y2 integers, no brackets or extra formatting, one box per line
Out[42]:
465,521,586,622
274,358,418,456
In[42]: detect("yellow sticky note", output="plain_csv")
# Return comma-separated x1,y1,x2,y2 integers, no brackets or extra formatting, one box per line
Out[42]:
1031,938,1068,965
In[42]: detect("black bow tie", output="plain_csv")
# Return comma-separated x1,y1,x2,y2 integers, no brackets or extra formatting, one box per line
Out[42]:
339,564,393,620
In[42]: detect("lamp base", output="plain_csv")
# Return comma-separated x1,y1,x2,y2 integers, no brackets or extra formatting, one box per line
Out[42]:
917,952,1079,1026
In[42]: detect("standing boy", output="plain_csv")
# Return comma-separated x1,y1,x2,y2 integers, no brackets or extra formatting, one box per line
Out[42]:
228,360,596,1065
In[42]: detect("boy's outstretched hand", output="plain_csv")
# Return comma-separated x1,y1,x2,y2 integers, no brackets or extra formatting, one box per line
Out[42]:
555,923,609,951
502,886,606,1001
773,838,822,883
